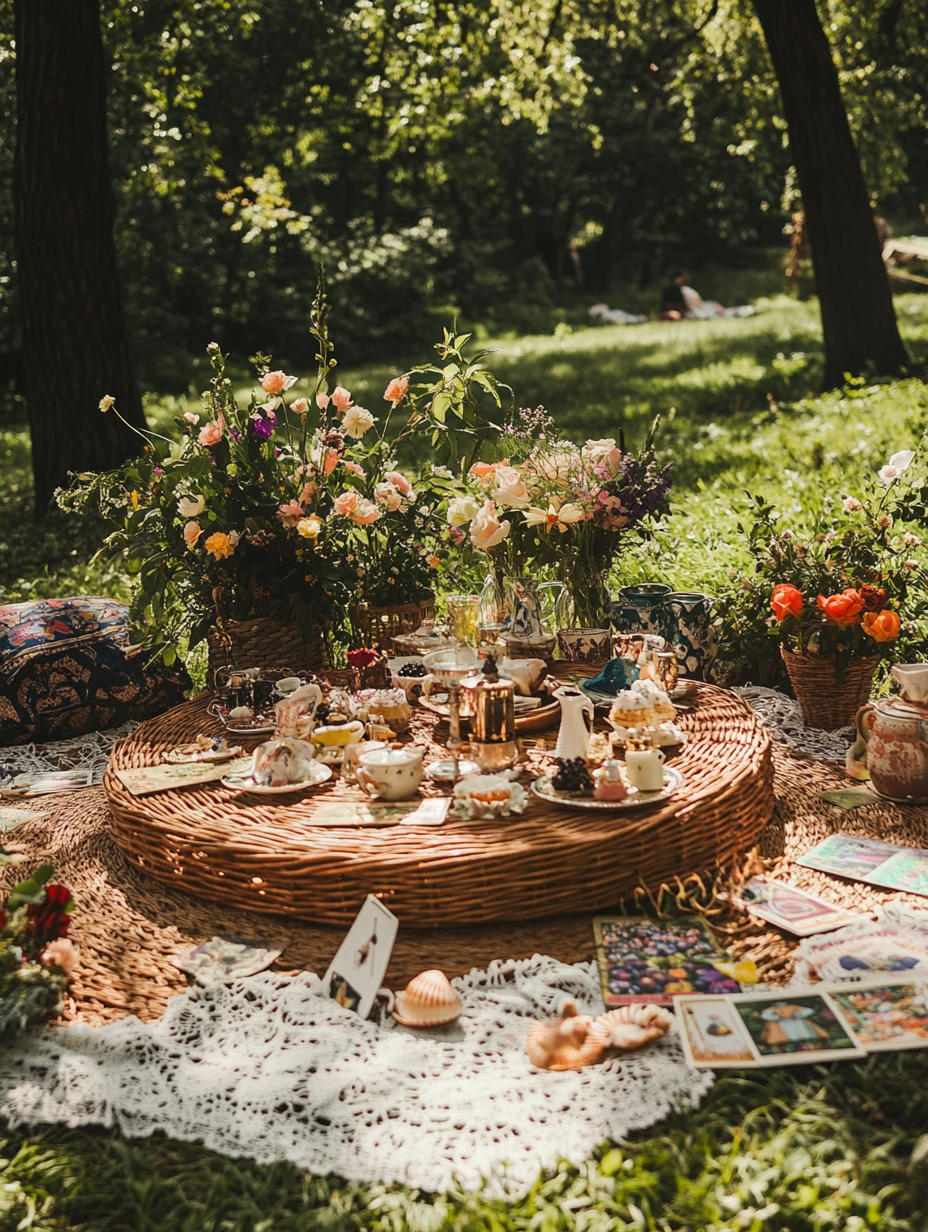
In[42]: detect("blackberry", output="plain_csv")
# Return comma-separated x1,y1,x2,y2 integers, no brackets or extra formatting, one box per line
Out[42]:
315,703,331,725
398,661,427,678
552,757,594,793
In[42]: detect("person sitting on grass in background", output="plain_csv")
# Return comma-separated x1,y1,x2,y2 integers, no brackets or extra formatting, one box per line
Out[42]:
659,268,755,320
659,268,689,320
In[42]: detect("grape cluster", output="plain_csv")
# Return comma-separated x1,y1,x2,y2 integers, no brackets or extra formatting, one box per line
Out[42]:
398,661,428,678
315,702,331,725
552,757,594,793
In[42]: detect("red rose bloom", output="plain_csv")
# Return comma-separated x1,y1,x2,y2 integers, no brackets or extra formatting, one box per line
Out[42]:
27,882,73,943
817,589,864,627
771,584,803,620
347,648,379,669
858,584,887,612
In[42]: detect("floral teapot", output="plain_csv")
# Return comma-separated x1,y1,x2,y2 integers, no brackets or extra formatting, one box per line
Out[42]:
855,666,928,801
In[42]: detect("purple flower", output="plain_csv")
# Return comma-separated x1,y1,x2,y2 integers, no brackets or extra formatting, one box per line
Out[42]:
229,425,241,442
250,410,276,442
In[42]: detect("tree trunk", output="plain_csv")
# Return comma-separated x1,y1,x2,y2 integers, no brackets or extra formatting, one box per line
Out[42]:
14,0,145,516
752,0,909,388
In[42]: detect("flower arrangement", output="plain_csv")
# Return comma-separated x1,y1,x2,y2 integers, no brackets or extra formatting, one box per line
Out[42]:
440,407,672,627
726,448,928,680
1,864,78,1041
60,279,450,662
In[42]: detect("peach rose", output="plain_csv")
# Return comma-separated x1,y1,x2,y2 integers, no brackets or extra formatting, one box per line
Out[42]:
296,515,323,540
182,520,202,550
204,530,239,559
351,498,381,526
334,491,361,518
278,499,305,528
469,459,510,489
261,370,297,395
469,500,511,551
300,480,319,503
863,609,901,642
331,386,354,412
198,412,224,447
384,376,409,406
41,937,79,978
324,449,340,476
490,465,530,509
291,397,308,416
374,481,403,511
817,589,864,626
426,554,441,568
316,392,330,410
384,469,411,495
343,460,366,477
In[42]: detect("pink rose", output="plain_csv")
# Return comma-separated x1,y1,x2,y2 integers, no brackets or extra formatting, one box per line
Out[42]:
343,460,365,477
383,376,409,406
469,500,511,551
41,937,80,978
198,412,224,447
291,398,308,415
182,519,202,549
334,491,360,518
384,469,411,495
448,525,466,545
278,499,305,528
300,480,319,503
351,498,381,526
331,386,354,412
374,481,403,511
261,370,297,395
469,459,510,489
316,392,330,410
324,449,340,476
490,465,530,508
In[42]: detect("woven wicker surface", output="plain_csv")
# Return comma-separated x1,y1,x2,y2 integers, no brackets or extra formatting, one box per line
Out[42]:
207,616,330,681
7,744,928,1027
104,683,774,928
780,648,880,731
354,599,435,652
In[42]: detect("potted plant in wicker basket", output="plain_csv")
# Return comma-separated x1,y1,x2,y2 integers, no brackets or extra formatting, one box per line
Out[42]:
747,447,928,729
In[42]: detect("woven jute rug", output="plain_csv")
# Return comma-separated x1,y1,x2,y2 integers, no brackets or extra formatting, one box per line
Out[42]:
3,744,928,1028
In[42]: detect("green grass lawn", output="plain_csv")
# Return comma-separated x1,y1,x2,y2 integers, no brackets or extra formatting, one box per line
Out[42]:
4,294,928,1229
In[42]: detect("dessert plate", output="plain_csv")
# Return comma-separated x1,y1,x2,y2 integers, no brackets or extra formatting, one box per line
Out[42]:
530,765,683,810
221,762,333,794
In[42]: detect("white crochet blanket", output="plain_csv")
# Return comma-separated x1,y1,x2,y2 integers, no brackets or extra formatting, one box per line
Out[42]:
0,956,712,1196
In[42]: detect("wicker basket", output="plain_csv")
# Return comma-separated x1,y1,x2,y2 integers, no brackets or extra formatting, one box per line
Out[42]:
780,647,880,730
354,597,435,651
207,615,330,684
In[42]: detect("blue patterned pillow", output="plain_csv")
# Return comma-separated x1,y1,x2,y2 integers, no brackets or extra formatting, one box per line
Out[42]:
0,597,189,744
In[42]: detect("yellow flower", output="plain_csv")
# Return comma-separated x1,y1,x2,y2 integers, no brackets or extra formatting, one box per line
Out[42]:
129,490,139,508
98,394,115,413
204,531,239,559
297,515,323,540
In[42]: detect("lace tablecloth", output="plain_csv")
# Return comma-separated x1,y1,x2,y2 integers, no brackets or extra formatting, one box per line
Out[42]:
0,956,712,1196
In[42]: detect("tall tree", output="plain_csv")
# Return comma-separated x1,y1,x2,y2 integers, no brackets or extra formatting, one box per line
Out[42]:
751,0,909,388
14,0,145,514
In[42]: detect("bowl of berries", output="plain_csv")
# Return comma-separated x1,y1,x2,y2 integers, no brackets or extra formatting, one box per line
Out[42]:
531,756,683,810
389,656,430,698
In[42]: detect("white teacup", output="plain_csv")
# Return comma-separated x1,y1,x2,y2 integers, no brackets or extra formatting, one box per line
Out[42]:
341,740,388,782
275,676,302,696
356,746,425,801
624,747,666,792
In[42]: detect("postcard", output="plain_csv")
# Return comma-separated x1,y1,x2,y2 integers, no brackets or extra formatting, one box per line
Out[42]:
114,756,252,796
1,769,94,797
733,877,858,937
172,935,285,985
675,995,759,1068
829,978,928,1051
866,851,928,898
0,805,50,830
795,914,928,983
593,916,740,1007
796,834,909,879
820,788,879,810
731,990,865,1064
323,894,399,1019
310,798,450,827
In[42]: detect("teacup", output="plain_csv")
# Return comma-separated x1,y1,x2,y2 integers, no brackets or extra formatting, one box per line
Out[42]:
275,676,302,696
356,746,425,801
891,664,928,706
556,627,612,663
341,740,388,782
624,746,666,792
313,720,365,748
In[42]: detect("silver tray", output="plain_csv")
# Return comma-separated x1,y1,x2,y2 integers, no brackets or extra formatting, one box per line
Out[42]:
530,765,684,811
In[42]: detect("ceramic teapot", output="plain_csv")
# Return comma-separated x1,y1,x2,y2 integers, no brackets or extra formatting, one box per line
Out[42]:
553,686,594,761
856,694,928,802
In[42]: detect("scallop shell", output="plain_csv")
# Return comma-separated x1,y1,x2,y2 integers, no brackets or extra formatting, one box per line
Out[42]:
525,999,604,1071
393,969,463,1027
588,1003,674,1053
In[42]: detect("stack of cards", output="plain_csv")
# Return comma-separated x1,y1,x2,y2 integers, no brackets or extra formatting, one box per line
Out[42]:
794,903,928,982
677,977,928,1068
1,770,93,797
798,834,928,899
0,805,50,831
733,877,858,936
593,916,741,1006
172,935,285,985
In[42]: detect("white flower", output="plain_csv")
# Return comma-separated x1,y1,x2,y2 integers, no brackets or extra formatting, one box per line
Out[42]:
879,450,915,485
904,533,922,548
374,481,403,511
98,394,115,413
341,406,376,439
177,494,205,518
842,497,862,513
431,465,454,478
530,442,581,483
523,501,586,533
182,411,200,425
447,495,480,526
905,559,919,569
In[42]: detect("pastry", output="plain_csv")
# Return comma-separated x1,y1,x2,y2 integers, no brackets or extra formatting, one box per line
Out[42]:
608,678,675,728
366,688,413,733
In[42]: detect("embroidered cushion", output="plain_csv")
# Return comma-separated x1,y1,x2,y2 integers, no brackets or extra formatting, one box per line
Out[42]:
0,596,189,744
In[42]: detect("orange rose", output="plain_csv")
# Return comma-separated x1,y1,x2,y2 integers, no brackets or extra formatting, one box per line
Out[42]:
862,609,901,642
383,376,409,406
817,589,864,626
771,584,803,620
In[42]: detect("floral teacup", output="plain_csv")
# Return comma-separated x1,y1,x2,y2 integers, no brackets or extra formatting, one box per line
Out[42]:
356,746,425,801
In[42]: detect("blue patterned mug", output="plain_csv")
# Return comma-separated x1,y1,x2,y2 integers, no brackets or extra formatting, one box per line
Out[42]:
661,592,716,681
607,584,673,635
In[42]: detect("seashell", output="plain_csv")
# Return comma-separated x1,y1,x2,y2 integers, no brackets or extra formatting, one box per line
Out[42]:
525,999,603,1071
393,969,463,1027
587,1003,674,1053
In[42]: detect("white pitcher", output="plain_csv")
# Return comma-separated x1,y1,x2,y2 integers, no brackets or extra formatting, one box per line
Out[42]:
553,687,595,761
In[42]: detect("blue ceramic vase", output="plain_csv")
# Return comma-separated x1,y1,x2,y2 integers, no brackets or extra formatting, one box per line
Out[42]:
607,584,673,635
662,592,717,681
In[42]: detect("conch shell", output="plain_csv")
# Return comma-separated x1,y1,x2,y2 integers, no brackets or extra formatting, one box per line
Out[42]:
524,999,602,1071
393,969,463,1027
587,1003,674,1053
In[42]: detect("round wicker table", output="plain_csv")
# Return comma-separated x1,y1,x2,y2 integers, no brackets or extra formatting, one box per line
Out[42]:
106,684,773,928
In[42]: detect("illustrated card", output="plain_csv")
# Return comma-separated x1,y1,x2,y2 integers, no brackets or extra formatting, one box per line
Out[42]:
172,935,285,985
796,834,909,879
114,757,251,796
819,787,879,810
733,877,858,937
310,798,450,827
828,979,928,1052
2,770,94,797
865,851,928,898
675,995,759,1068
795,917,928,983
731,990,865,1065
0,805,50,830
324,894,399,1019
593,916,740,1007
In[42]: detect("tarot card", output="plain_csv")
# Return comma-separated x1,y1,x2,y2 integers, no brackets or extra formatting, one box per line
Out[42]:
324,894,399,1019
311,798,450,827
734,877,858,937
795,914,928,983
796,834,908,880
172,935,285,985
114,757,251,796
731,989,865,1065
828,977,928,1051
1,769,94,797
593,916,740,1007
675,995,759,1068
0,805,50,830
865,851,928,898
